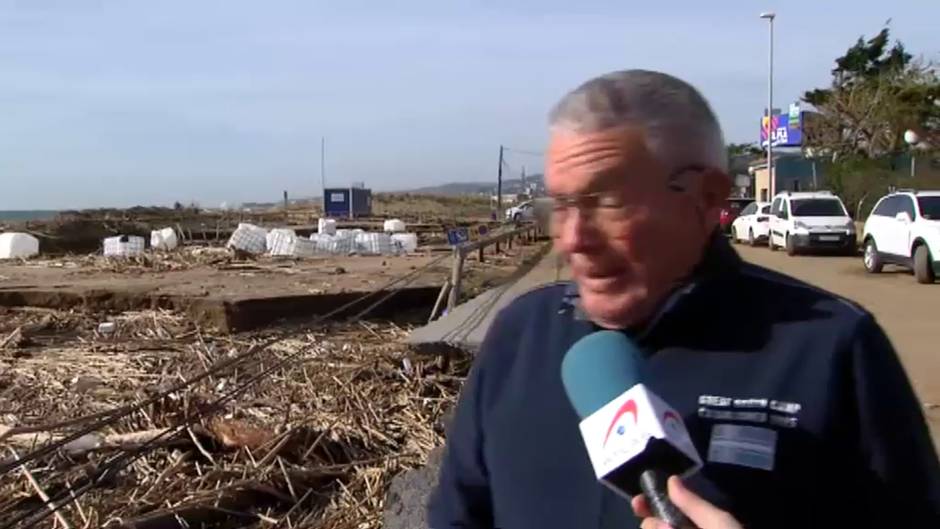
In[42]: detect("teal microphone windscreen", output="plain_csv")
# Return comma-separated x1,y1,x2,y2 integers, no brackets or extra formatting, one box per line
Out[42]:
561,331,645,419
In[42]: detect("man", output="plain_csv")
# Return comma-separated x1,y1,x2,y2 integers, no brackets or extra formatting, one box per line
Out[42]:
427,70,940,528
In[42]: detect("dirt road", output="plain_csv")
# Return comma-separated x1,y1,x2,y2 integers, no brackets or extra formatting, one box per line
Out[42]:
736,243,940,452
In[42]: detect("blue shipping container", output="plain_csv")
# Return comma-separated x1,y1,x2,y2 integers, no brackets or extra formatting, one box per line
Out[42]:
323,187,373,218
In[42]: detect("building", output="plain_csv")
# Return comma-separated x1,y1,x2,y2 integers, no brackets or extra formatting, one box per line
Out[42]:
323,186,373,218
750,153,824,202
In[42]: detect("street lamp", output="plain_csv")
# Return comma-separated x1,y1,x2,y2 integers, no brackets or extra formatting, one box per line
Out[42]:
760,12,776,196
905,129,920,178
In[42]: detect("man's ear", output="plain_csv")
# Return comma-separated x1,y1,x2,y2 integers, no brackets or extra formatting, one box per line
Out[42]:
699,169,732,213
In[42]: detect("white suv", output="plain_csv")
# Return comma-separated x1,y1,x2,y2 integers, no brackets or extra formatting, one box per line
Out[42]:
768,191,856,256
862,190,940,283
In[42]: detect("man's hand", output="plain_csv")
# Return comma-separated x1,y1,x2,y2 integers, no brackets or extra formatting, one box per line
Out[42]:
630,476,743,529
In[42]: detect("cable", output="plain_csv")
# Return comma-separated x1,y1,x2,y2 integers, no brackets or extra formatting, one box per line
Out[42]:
0,253,449,478
503,147,545,157
3,254,449,529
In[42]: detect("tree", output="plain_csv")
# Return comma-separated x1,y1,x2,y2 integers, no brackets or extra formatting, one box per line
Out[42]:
802,27,940,160
726,143,763,158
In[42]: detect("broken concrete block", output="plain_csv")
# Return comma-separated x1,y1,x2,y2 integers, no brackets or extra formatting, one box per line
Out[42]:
383,446,444,529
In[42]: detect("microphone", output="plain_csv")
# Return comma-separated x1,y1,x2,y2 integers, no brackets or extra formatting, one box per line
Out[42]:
561,331,702,529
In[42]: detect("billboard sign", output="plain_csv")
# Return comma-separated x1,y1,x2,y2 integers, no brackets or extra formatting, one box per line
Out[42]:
761,103,803,148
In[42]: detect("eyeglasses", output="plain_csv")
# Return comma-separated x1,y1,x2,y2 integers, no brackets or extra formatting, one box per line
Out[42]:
550,190,633,228
550,164,710,230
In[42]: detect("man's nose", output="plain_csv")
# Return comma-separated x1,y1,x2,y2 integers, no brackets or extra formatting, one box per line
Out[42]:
554,210,601,254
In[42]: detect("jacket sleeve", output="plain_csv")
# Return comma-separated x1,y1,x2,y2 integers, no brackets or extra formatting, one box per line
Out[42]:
426,314,508,528
850,314,940,525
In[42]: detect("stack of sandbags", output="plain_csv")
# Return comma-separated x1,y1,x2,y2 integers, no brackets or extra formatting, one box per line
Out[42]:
104,235,145,257
355,233,393,255
270,232,316,258
150,227,179,251
0,233,40,259
266,228,297,252
226,223,267,254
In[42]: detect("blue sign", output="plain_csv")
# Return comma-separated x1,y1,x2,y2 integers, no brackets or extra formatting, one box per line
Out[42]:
447,228,470,246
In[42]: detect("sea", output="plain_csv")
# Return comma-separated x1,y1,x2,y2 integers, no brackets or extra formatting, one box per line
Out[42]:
0,210,59,222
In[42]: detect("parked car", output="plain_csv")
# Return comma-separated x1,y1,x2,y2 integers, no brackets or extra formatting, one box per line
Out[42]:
720,197,755,234
730,201,771,245
862,189,940,283
505,201,536,222
768,191,856,256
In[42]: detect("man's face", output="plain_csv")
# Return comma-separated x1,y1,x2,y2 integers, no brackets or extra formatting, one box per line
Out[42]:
546,126,724,329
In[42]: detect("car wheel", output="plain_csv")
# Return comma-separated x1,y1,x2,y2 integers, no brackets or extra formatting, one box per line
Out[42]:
786,234,798,256
748,228,756,246
768,233,777,251
863,239,883,273
914,244,935,284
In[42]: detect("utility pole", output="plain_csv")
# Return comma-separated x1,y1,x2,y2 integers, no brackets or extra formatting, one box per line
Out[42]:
497,145,504,219
320,136,326,214
283,190,289,223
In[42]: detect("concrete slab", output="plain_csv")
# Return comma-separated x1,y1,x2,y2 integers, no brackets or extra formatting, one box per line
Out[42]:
408,251,569,351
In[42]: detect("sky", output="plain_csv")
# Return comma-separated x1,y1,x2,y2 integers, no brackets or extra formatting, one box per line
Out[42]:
1,1,939,210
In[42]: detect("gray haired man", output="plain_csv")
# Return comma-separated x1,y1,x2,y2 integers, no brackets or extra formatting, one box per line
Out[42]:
428,70,940,528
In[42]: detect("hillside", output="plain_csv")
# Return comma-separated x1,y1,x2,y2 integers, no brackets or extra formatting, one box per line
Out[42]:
410,174,544,196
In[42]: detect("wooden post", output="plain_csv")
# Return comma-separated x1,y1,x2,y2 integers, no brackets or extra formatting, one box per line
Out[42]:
495,240,501,254
447,247,464,310
428,280,451,323
478,245,485,263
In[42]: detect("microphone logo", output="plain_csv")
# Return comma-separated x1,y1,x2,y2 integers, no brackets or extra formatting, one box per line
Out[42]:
603,399,638,446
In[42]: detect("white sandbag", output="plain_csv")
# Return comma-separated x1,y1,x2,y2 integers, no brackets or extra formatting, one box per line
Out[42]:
270,233,316,257
150,227,178,251
0,232,40,259
226,223,267,254
383,219,406,233
103,235,145,257
317,218,337,235
266,228,296,252
391,233,418,254
355,233,392,255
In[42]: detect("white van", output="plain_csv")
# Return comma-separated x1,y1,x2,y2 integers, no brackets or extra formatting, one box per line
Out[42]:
768,191,856,255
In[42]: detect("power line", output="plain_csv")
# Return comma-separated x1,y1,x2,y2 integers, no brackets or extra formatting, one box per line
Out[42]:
502,147,545,157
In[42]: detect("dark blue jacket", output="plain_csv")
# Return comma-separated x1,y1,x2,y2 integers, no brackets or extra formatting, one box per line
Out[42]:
428,237,940,528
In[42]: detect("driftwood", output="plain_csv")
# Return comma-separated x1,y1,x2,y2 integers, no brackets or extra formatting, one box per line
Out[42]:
0,427,185,456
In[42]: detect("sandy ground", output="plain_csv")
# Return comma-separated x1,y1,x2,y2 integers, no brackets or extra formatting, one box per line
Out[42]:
734,242,940,453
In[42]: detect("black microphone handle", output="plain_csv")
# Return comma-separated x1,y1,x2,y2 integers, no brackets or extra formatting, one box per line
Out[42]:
639,469,696,529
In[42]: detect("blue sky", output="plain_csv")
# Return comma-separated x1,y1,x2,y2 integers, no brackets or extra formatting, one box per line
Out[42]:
1,1,938,210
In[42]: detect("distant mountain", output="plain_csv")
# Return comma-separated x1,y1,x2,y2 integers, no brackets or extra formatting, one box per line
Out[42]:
410,174,544,196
